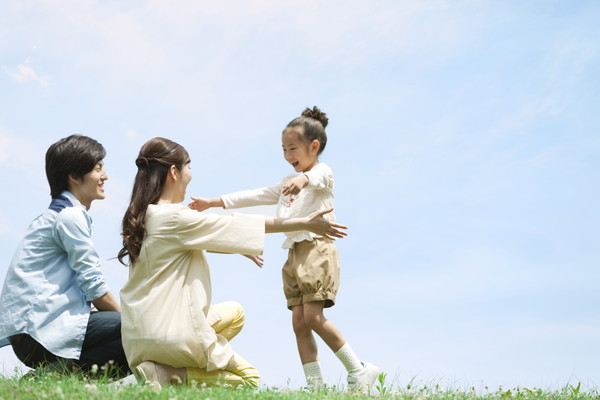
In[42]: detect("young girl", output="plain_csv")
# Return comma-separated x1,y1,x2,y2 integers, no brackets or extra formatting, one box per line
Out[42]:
189,106,380,391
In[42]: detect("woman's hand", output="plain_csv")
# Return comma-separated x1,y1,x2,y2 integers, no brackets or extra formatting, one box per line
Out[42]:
305,209,348,240
264,209,349,238
243,254,264,268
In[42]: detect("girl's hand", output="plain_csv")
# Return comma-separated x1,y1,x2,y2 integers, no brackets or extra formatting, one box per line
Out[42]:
243,254,264,268
305,209,348,240
188,197,211,211
282,175,309,196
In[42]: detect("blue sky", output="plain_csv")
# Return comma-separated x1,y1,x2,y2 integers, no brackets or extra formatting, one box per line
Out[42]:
1,0,599,390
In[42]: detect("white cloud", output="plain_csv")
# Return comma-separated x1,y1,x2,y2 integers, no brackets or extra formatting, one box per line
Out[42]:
9,1,470,89
6,64,50,87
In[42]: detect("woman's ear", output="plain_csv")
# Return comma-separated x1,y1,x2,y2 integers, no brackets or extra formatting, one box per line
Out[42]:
168,165,179,181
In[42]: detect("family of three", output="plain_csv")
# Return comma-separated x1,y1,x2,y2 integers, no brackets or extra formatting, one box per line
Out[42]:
0,107,380,391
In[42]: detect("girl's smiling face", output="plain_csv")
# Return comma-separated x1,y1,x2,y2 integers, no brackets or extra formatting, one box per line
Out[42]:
282,127,320,173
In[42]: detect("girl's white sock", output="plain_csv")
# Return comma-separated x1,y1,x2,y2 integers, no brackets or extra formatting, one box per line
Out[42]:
335,342,363,373
302,361,323,388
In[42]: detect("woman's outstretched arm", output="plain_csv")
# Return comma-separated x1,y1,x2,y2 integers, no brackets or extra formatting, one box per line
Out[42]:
264,209,348,240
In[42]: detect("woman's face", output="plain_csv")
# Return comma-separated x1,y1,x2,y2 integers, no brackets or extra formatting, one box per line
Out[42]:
174,162,192,203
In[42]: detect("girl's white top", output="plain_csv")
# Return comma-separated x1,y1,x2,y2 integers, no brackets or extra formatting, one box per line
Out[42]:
220,162,335,249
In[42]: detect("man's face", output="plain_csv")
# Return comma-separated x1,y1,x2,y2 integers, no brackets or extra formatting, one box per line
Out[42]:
72,161,108,209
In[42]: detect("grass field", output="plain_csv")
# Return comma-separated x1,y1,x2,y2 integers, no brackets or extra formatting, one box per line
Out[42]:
0,368,598,400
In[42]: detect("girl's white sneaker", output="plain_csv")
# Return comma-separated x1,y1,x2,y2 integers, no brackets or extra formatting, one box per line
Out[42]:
347,361,380,393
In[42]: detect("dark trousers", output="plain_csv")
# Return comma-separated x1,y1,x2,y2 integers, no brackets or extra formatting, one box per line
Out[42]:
10,311,129,375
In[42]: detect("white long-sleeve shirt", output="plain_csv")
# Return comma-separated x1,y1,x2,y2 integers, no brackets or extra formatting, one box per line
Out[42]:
220,163,335,249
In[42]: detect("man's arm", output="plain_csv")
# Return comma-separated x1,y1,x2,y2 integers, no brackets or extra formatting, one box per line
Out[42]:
92,291,121,312
55,208,110,303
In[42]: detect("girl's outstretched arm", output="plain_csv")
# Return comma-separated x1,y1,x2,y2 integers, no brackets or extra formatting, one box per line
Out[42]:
264,209,348,240
188,196,224,211
281,174,309,196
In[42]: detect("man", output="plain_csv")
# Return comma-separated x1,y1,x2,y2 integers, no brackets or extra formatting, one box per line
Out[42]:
0,135,128,375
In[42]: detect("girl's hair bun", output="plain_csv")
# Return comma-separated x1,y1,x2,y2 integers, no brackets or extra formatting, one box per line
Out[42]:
301,106,329,128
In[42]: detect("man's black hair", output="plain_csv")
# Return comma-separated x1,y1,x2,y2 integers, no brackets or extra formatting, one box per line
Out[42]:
45,135,106,198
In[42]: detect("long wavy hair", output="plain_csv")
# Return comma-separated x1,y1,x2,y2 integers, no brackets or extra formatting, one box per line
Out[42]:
118,137,190,265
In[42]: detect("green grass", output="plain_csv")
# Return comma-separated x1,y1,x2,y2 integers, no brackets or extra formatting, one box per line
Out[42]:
0,368,598,400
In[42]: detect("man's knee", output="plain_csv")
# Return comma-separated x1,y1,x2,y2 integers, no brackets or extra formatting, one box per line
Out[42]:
89,311,121,328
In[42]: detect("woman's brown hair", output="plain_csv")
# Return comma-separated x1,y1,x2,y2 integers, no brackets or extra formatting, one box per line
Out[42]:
118,137,190,265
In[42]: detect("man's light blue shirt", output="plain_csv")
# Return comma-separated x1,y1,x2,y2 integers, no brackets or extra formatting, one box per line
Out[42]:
0,191,109,359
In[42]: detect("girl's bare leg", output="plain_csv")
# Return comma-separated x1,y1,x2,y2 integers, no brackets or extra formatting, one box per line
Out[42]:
299,301,381,392
291,305,319,364
302,301,346,352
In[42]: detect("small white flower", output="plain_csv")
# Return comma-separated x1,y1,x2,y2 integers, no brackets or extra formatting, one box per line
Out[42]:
84,383,98,393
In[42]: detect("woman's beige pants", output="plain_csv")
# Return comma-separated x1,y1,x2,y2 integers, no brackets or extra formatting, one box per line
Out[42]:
186,301,260,388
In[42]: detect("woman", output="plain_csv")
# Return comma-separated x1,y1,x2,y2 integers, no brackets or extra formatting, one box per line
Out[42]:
118,137,347,388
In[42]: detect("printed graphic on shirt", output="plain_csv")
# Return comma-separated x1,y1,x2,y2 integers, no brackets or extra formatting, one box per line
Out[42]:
281,194,298,208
